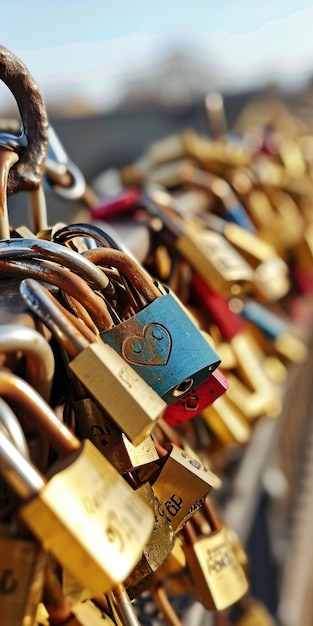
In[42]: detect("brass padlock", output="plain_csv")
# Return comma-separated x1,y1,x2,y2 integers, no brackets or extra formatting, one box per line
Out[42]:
0,522,46,626
144,185,254,296
84,247,221,404
201,394,251,447
124,480,175,594
71,391,159,474
182,501,249,610
20,278,166,445
151,443,221,532
0,373,155,596
203,212,290,301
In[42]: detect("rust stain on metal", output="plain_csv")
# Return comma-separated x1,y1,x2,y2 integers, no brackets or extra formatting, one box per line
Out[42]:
0,45,48,195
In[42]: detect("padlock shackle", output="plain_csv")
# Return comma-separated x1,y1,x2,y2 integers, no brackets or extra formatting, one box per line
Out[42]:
0,325,54,401
0,238,108,291
53,222,122,252
20,278,93,360
0,371,81,456
0,45,49,196
0,428,45,500
108,584,142,626
0,257,113,331
0,397,30,460
84,248,161,303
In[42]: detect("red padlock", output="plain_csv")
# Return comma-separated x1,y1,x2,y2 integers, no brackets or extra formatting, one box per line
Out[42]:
91,188,142,221
163,369,229,428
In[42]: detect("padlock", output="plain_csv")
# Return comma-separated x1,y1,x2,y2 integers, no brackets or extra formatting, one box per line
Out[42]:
91,188,142,221
182,129,250,172
143,185,254,296
0,374,155,596
0,401,46,626
84,247,221,404
151,443,221,532
182,501,249,610
20,278,166,444
124,480,175,593
180,162,256,231
163,369,229,428
203,212,290,301
201,394,251,447
237,298,308,363
224,373,282,420
0,522,46,626
71,390,160,474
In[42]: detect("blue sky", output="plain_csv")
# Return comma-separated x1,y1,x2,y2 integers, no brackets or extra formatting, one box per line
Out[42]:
2,2,313,109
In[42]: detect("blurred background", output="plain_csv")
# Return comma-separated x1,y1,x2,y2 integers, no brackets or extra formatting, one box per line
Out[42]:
4,1,313,222
3,5,313,625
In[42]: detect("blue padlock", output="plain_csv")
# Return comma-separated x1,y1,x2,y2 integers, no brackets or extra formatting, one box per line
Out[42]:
101,290,221,405
84,247,221,405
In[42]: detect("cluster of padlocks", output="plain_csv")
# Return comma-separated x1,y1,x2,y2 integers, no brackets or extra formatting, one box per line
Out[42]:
1,44,313,626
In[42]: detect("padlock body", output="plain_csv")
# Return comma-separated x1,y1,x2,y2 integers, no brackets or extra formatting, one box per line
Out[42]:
0,535,45,626
176,228,254,295
152,444,220,532
69,342,166,444
125,482,175,590
20,440,154,596
163,369,229,427
101,293,221,405
184,527,248,610
73,397,159,473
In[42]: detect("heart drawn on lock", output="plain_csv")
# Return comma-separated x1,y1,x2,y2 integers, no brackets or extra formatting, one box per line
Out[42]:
122,323,172,366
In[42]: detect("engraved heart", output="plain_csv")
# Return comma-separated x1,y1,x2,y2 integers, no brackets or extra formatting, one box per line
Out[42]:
122,323,172,366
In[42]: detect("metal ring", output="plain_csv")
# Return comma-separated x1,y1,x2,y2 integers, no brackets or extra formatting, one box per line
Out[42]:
0,45,48,195
45,158,86,201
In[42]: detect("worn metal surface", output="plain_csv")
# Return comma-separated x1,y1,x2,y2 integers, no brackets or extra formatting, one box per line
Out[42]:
0,45,48,195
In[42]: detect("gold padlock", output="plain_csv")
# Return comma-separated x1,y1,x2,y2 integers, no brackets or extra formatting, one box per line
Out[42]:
145,185,254,296
182,501,249,610
71,391,159,474
124,480,175,594
151,442,221,532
